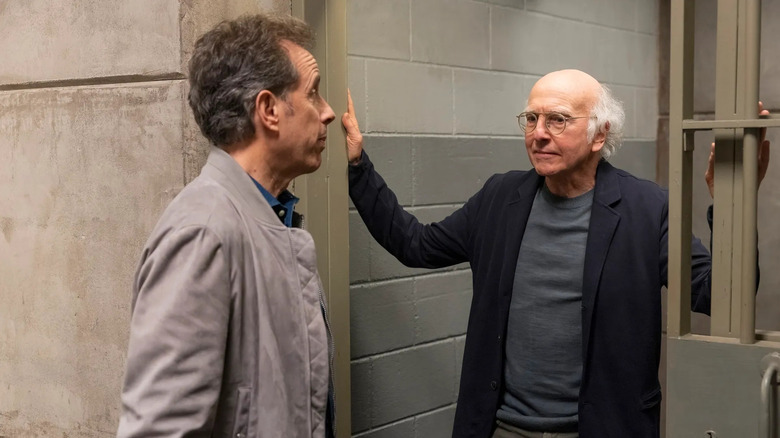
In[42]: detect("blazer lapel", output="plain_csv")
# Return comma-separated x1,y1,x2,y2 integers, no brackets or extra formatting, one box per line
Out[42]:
581,161,621,365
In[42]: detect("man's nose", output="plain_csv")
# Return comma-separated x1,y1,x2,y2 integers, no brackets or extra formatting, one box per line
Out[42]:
322,101,336,125
533,118,550,138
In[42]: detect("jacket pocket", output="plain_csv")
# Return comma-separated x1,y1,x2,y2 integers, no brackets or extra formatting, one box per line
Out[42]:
231,386,252,438
640,385,662,410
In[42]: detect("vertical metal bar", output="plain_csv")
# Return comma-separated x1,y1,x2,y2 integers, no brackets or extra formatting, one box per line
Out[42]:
729,0,746,334
293,1,352,435
739,0,760,344
291,0,304,18
322,0,351,435
668,0,695,338
711,0,741,337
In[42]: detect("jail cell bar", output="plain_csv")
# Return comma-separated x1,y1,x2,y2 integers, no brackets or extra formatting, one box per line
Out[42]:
668,1,780,437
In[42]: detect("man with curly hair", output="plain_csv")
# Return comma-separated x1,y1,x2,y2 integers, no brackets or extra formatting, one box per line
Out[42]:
118,13,336,438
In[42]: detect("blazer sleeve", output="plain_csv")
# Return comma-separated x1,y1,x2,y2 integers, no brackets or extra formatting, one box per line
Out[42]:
349,150,477,268
117,225,230,438
659,198,713,315
690,209,713,315
661,204,763,316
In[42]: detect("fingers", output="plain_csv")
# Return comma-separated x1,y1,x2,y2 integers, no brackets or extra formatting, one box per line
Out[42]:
342,89,363,144
342,90,364,163
347,88,355,117
707,142,715,172
341,109,358,131
759,138,770,171
343,88,360,131
705,142,716,198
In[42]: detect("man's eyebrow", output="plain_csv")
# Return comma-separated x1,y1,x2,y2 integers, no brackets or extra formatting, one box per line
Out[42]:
523,108,572,115
541,109,574,116
310,74,321,90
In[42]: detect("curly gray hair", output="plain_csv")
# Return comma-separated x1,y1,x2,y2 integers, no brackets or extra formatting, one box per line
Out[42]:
188,14,314,147
587,85,625,160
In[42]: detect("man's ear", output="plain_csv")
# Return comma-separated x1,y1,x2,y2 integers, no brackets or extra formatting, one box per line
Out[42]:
255,90,280,132
591,121,609,153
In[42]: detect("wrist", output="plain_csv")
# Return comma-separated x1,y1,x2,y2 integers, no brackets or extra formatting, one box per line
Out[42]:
348,152,363,166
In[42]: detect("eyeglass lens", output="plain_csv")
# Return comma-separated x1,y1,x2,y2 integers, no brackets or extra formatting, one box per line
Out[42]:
518,113,568,134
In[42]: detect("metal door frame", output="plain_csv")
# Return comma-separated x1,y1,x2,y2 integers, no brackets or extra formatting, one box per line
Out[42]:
668,0,780,436
292,1,351,436
669,0,780,345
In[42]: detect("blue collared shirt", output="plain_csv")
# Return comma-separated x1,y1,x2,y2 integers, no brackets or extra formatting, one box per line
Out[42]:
250,177,299,228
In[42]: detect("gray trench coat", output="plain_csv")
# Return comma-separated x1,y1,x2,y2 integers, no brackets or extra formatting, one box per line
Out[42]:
117,147,329,438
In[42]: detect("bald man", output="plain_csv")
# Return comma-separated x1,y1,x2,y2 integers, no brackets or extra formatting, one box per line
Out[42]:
341,70,769,438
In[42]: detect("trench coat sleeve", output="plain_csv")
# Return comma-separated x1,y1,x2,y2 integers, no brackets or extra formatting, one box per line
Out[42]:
117,225,231,438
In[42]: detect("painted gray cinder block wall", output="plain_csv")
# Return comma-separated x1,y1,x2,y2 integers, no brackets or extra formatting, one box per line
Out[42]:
347,1,659,436
0,1,288,436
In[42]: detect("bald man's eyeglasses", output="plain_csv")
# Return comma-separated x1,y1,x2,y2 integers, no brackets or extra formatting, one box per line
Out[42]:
516,112,593,135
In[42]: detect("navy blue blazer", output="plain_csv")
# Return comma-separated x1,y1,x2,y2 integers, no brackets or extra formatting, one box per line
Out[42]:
349,152,713,438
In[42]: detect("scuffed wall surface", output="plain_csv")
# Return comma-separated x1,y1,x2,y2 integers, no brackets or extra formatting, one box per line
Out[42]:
0,83,184,437
0,0,181,85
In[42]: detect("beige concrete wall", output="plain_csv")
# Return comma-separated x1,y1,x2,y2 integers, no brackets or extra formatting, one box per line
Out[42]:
0,1,181,84
0,1,289,436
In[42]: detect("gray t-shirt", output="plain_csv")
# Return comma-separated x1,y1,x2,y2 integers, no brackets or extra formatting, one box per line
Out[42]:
496,184,594,433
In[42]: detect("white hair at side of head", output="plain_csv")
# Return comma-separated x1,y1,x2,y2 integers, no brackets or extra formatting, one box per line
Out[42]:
587,85,625,160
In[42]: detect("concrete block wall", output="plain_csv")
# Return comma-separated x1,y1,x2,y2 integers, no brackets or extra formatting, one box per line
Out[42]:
347,0,659,436
0,1,288,436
